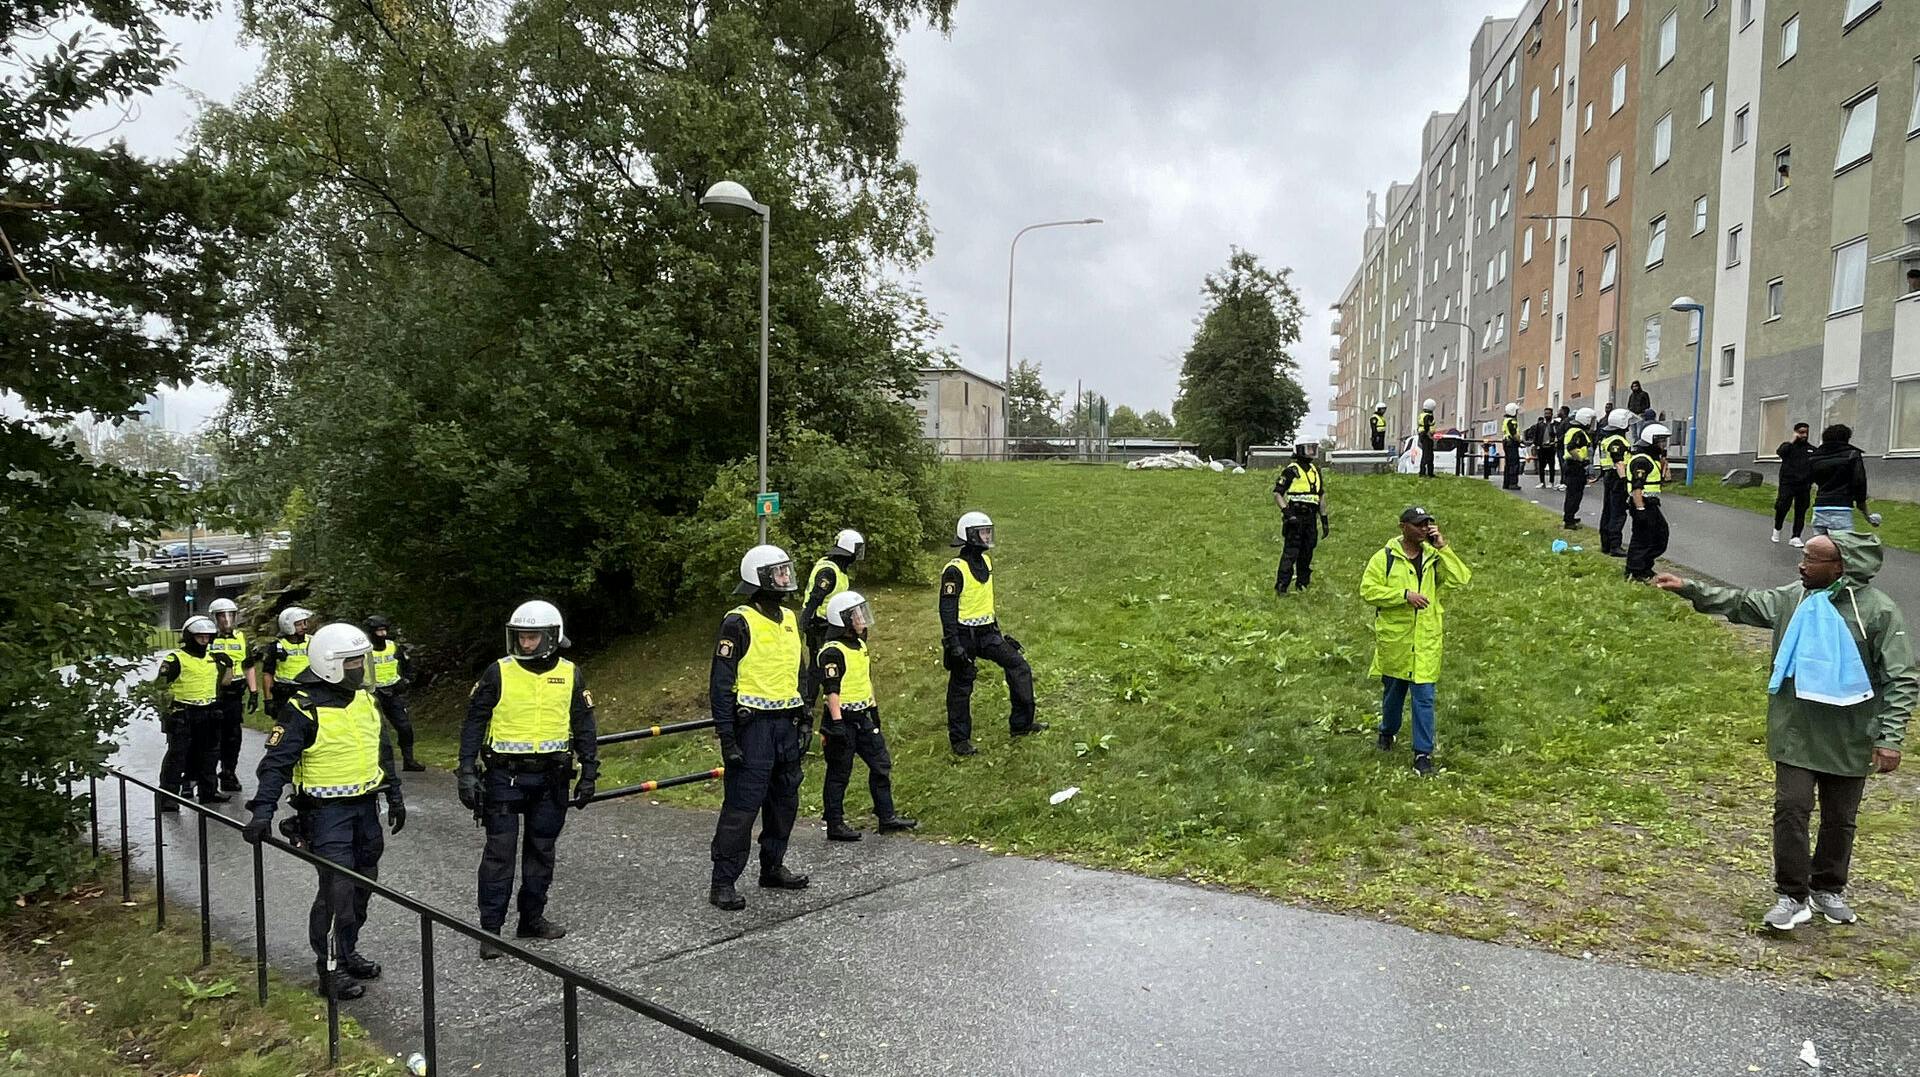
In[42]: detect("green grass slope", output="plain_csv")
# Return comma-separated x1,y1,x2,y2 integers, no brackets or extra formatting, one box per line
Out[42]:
410,464,1919,994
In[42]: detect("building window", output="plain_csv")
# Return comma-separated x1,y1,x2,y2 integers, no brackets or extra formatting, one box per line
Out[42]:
1618,0,1631,23
1611,63,1628,113
1577,268,1586,296
1501,185,1512,216
1523,226,1535,263
1563,154,1573,185
1559,234,1570,264
1687,307,1702,344
1759,396,1789,457
1530,85,1542,123
1646,215,1668,266
1521,296,1533,330
1589,18,1599,46
1553,62,1562,89
1525,158,1538,193
1700,83,1715,124
1733,105,1749,147
1894,380,1920,451
1830,236,1869,314
1824,387,1858,432
1773,146,1791,191
1740,0,1753,27
1654,113,1673,168
1496,312,1508,343
1842,0,1878,29
1584,101,1594,131
1606,153,1622,201
1780,14,1799,62
1836,90,1878,172
1644,313,1663,364
1693,194,1709,234
1505,119,1516,155
1556,312,1566,340
1572,349,1583,378
1580,185,1591,214
1767,277,1785,319
1658,10,1678,67
1600,244,1618,290
1498,249,1509,282
1538,364,1547,389
1727,224,1743,267
1719,345,1736,384
1910,62,1920,134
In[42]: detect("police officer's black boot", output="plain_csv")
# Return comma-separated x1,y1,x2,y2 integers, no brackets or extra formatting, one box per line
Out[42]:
516,916,567,941
1011,722,1049,737
950,740,977,756
316,962,365,1000
758,864,810,890
877,815,919,833
402,754,426,773
219,770,242,793
825,820,863,842
708,882,746,911
341,952,382,980
478,929,503,960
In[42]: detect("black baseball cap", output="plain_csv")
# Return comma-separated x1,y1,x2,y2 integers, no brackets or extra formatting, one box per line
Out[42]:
1399,506,1435,525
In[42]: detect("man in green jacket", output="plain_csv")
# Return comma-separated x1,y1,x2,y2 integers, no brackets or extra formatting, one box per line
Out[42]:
1360,506,1472,775
1654,531,1913,931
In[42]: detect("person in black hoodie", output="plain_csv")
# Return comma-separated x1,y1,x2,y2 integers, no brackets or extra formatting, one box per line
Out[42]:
1807,424,1881,536
1771,422,1814,548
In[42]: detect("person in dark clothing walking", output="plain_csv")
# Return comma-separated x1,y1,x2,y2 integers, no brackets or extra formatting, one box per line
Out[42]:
1625,424,1673,582
1560,407,1596,528
1596,408,1634,557
1807,424,1881,536
1527,409,1557,489
1416,401,1438,478
941,511,1045,755
1772,423,1814,548
1500,404,1524,489
1626,380,1651,417
1272,442,1328,595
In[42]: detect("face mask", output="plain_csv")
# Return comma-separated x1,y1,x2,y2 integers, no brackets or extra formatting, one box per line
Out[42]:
341,667,365,690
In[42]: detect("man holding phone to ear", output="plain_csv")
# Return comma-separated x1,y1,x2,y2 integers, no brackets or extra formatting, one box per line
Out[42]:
1360,507,1473,776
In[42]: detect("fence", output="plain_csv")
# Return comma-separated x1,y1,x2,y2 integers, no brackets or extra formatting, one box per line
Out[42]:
923,435,1199,463
80,764,821,1077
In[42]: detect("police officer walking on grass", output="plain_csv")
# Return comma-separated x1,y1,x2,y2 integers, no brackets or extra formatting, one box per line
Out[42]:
708,545,813,911
154,615,235,809
1273,441,1328,595
458,600,599,957
942,511,1046,756
816,591,917,842
243,622,404,1001
364,615,425,772
1596,408,1635,558
206,597,254,793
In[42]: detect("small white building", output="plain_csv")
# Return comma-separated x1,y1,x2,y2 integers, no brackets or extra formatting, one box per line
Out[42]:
913,366,1006,459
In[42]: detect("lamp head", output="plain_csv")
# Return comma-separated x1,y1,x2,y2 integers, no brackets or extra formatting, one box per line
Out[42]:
700,180,766,219
1670,295,1701,312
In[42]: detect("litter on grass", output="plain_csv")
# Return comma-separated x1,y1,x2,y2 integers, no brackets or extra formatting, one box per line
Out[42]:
1049,786,1081,805
1799,1040,1821,1069
1128,451,1209,471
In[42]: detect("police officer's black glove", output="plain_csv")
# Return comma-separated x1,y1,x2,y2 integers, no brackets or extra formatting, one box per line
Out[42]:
1319,514,1331,538
387,798,406,834
245,689,260,714
456,768,481,812
942,644,966,671
242,813,272,845
571,778,595,809
718,733,745,767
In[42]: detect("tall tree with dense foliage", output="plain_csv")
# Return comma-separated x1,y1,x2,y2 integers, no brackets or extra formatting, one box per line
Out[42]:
1172,248,1307,461
204,0,957,657
1005,357,1062,437
0,0,266,897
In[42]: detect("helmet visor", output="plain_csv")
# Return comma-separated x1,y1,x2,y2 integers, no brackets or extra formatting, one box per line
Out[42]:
967,525,995,549
506,626,560,660
759,559,798,592
842,601,874,633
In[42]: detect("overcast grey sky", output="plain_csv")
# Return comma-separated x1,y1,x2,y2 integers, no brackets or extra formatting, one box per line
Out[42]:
110,0,1497,434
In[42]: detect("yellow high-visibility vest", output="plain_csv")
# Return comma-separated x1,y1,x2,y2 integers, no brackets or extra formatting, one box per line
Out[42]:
948,554,996,627
729,606,804,711
290,690,384,798
1630,451,1666,497
369,641,402,688
275,638,310,682
807,559,848,605
169,649,219,706
489,657,576,753
1281,463,1323,505
817,640,874,710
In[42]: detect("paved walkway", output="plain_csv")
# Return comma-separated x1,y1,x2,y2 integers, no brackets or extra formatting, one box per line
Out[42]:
101,717,1918,1076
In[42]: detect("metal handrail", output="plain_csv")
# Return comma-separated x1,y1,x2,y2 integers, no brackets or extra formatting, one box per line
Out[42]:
86,765,823,1077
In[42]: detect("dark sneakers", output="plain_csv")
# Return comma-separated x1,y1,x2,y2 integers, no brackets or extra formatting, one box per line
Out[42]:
825,821,863,842
759,864,810,890
877,815,919,833
402,758,427,772
219,771,242,793
316,964,365,999
478,930,503,960
1011,722,1049,737
1376,732,1394,752
341,952,381,979
1413,753,1436,776
197,790,232,805
951,740,978,756
708,883,746,911
516,916,567,941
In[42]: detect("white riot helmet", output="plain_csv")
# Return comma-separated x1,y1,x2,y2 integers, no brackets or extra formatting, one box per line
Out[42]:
307,622,373,687
1575,407,1596,426
277,606,314,637
1422,399,1436,411
1607,408,1634,429
1637,423,1672,446
1504,402,1520,416
829,528,867,561
208,597,239,630
506,600,567,661
824,590,874,633
736,544,798,595
954,511,994,548
181,615,217,643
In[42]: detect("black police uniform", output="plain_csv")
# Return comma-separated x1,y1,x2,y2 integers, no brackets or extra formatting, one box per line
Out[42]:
212,630,250,791
1561,423,1593,526
799,554,852,703
940,546,1039,750
1272,458,1325,594
814,634,901,831
261,635,307,720
157,647,233,805
246,675,401,997
1369,412,1387,452
1501,415,1524,488
367,632,422,771
708,596,810,896
1597,428,1633,555
1417,411,1438,478
460,656,598,937
1625,448,1671,581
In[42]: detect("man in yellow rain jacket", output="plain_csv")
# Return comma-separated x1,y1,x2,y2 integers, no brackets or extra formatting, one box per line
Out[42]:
1360,506,1473,776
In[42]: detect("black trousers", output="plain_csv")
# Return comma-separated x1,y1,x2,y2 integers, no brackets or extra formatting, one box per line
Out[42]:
1536,449,1558,485
479,762,571,929
821,708,897,824
710,710,804,885
373,688,415,758
1773,762,1868,899
1625,498,1669,580
1598,473,1628,553
1417,437,1436,478
304,796,384,962
1502,442,1523,487
216,694,245,779
159,704,221,798
1275,504,1319,593
1561,459,1588,524
946,628,1037,745
1370,430,1385,451
1773,482,1812,537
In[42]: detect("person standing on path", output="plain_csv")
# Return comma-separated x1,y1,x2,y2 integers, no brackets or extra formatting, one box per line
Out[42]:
1360,506,1472,776
1597,409,1635,558
206,597,252,793
800,529,864,703
815,591,917,842
154,614,235,809
459,600,598,952
1528,408,1558,490
1808,424,1881,536
1272,441,1327,595
1561,407,1596,529
1417,401,1439,478
1500,404,1524,489
363,616,423,772
243,621,404,1000
1627,380,1651,421
1625,424,1673,582
1653,532,1912,931
1772,423,1815,547
941,511,1046,755
1370,405,1388,452
259,606,314,721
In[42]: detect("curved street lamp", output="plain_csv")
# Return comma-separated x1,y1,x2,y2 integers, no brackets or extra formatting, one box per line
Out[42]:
702,180,774,542
1005,218,1102,454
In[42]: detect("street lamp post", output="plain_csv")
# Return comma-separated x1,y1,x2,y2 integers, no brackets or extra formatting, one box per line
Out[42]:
1526,213,1625,394
702,180,773,543
1005,218,1102,456
1670,296,1708,487
1419,316,1475,433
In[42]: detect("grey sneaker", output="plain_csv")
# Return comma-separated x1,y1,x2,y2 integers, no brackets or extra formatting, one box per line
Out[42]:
1811,891,1858,925
1763,895,1813,931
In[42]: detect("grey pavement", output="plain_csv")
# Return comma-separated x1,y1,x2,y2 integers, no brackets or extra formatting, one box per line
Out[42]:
96,718,1920,1076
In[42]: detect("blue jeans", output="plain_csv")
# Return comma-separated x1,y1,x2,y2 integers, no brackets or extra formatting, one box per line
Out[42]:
1811,507,1853,535
1379,677,1437,755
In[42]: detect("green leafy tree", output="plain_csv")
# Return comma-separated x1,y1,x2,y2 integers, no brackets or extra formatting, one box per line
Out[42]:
202,0,956,657
1,0,265,897
1139,409,1175,437
1006,358,1062,437
1172,247,1307,461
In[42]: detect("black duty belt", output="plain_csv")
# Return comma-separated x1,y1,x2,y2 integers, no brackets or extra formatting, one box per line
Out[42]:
484,751,571,773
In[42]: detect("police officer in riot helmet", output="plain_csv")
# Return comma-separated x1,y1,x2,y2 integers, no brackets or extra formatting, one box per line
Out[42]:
941,511,1044,755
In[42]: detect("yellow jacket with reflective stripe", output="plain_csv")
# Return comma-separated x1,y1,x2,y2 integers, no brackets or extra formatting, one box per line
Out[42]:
1629,450,1667,497
807,559,849,606
1563,425,1593,462
1280,462,1323,504
169,649,219,706
1370,413,1387,433
730,605,804,711
948,554,996,626
291,690,384,797
817,639,875,710
275,638,310,682
1418,412,1436,436
369,641,402,688
1600,432,1632,474
490,657,575,753
209,631,246,683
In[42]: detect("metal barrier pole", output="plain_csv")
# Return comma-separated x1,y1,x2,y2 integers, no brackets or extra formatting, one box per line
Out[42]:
585,767,724,805
153,791,167,930
252,840,268,1004
420,917,438,1075
118,775,130,903
197,812,212,967
564,980,581,1077
88,776,99,859
594,719,715,747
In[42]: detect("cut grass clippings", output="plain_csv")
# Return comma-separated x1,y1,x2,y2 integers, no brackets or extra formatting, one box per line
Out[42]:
0,881,393,1076
406,464,1920,996
1686,472,1920,554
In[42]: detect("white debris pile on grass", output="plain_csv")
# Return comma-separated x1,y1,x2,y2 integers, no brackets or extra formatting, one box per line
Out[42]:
1127,451,1223,471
